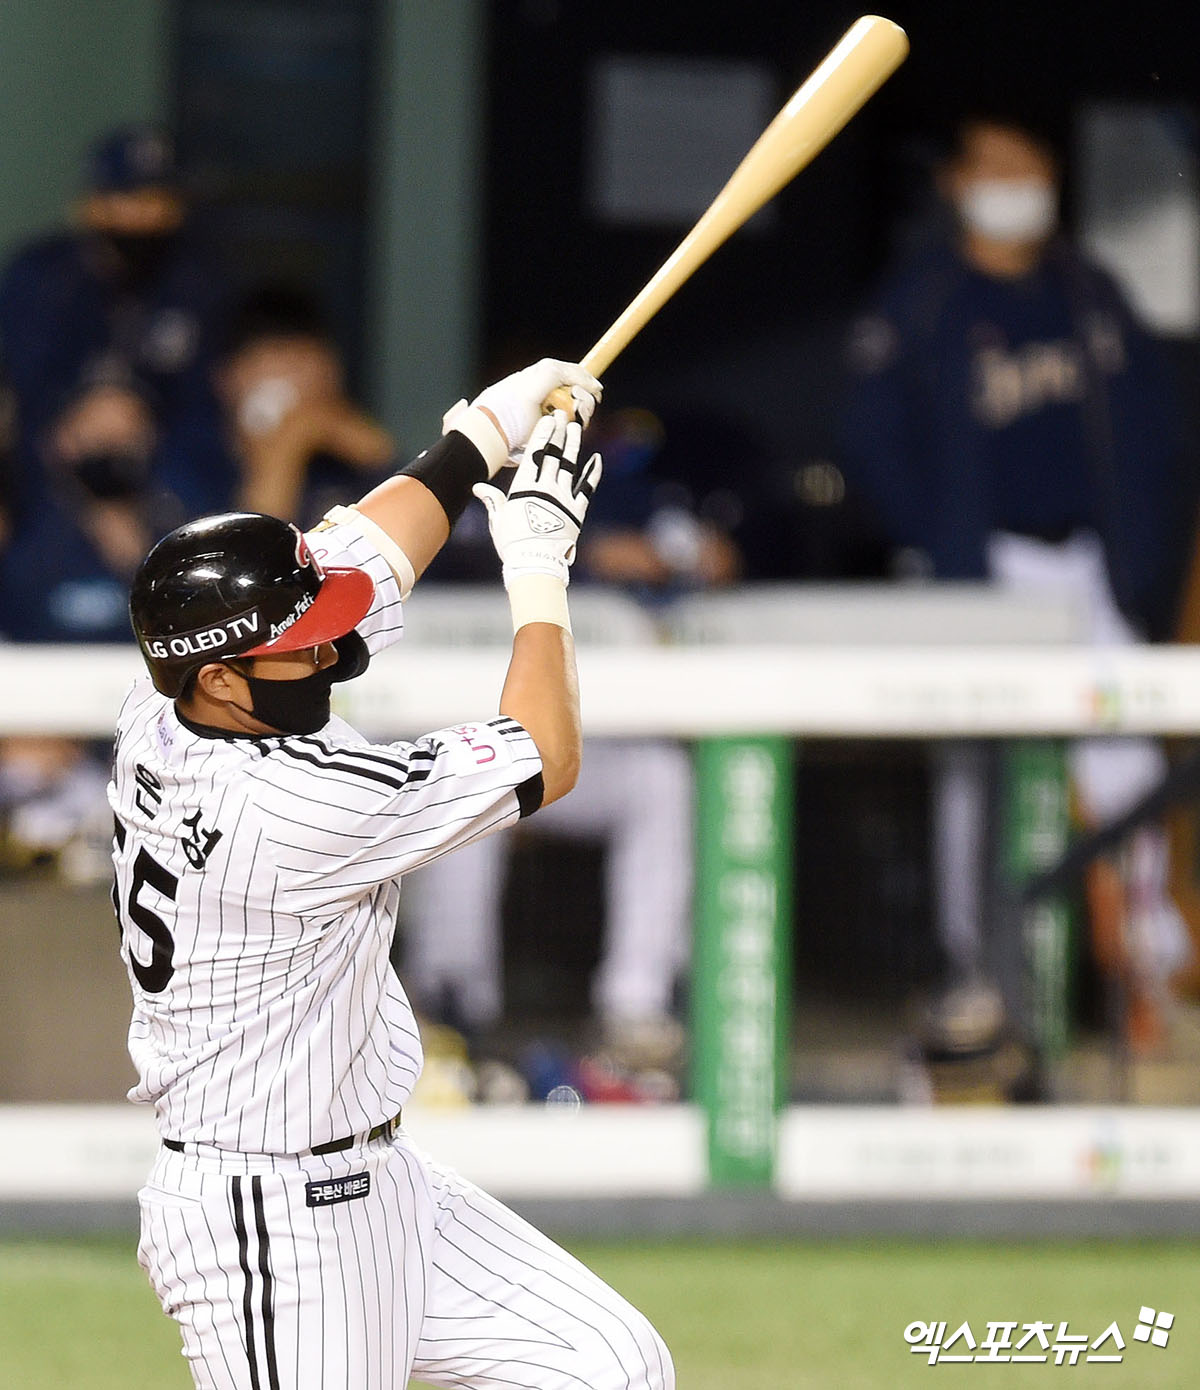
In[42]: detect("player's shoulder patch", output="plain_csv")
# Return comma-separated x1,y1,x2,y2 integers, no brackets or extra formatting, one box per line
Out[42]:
432,720,517,778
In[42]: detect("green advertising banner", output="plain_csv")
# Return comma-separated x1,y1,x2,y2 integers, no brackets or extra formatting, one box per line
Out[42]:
1003,739,1072,1060
693,737,793,1188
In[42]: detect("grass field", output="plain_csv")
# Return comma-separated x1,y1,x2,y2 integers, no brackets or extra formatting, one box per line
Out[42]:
1,1234,1195,1387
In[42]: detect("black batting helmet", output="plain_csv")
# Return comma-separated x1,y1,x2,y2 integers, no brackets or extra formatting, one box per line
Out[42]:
130,512,375,697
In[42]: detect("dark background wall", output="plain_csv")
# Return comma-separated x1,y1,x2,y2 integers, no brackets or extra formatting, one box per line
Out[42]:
172,0,378,387
483,1,1200,471
0,2,165,260
484,0,1200,357
1,1,1196,463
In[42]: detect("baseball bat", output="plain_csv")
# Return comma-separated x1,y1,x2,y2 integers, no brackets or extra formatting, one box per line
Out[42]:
546,14,908,414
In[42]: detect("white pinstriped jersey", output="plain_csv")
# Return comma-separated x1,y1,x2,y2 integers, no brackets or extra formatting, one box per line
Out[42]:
108,520,543,1154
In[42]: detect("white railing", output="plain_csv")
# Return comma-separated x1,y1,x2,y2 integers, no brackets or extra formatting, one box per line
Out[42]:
4,640,1200,738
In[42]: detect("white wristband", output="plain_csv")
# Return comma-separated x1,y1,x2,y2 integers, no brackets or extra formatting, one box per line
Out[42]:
506,573,572,634
319,505,416,600
447,405,510,478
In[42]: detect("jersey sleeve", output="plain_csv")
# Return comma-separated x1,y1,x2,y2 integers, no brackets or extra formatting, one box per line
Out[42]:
249,717,543,916
304,518,405,656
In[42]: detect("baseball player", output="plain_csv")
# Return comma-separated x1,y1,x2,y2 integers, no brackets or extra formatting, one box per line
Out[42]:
111,358,674,1389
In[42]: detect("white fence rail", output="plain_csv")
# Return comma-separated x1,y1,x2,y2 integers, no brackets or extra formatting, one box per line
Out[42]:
5,642,1200,738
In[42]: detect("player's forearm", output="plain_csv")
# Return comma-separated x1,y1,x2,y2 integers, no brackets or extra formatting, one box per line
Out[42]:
352,419,506,581
500,621,581,807
317,429,493,605
476,411,599,808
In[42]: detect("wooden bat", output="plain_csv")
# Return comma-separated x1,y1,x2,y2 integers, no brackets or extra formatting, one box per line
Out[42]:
546,14,908,413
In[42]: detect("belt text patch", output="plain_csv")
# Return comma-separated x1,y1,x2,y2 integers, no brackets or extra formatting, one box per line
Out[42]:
306,1172,370,1207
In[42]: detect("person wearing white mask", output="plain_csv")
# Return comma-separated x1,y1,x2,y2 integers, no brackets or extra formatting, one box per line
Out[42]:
840,113,1196,1061
945,118,1060,271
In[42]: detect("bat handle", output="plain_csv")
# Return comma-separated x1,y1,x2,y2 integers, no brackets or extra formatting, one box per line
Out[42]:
541,348,607,419
542,384,577,416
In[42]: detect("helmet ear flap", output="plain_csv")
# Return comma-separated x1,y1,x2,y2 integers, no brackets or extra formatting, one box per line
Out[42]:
149,661,186,699
330,631,369,683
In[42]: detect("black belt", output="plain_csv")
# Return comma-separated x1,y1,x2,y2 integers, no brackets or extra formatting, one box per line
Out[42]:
163,1111,402,1156
311,1112,402,1155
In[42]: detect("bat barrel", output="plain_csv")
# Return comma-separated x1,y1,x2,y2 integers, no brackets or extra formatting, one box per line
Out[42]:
543,15,909,416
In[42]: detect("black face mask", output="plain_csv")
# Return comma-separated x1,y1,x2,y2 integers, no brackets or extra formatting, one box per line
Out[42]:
101,230,177,286
74,449,150,500
236,662,338,735
230,634,368,736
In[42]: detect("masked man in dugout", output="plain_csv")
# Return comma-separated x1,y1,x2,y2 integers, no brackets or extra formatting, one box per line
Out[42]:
840,111,1196,1054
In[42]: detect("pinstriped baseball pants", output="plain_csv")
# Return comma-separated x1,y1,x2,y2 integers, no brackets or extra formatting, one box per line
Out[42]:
138,1130,673,1389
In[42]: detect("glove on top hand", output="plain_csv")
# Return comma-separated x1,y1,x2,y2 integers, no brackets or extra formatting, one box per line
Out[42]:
443,358,603,467
472,410,602,586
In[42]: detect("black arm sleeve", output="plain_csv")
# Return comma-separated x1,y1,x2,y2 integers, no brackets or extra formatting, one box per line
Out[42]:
395,432,488,526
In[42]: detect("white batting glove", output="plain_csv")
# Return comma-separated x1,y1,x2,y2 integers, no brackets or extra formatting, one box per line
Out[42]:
472,411,602,586
460,357,601,445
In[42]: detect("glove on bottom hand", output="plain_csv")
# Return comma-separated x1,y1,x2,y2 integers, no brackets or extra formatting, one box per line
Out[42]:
472,410,602,586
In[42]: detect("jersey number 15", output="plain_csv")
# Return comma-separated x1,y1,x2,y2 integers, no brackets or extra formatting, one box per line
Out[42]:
112,817,178,993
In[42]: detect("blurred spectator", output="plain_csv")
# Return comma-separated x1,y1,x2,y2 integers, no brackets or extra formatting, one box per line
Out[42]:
840,112,1196,1051
210,284,394,526
0,383,162,643
0,124,229,519
568,406,739,593
0,279,390,878
655,405,891,584
0,360,134,876
0,124,236,639
0,122,232,875
402,407,728,1086
0,734,113,881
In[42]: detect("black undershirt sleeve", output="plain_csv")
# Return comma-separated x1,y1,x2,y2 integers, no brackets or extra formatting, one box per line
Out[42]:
516,771,545,819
